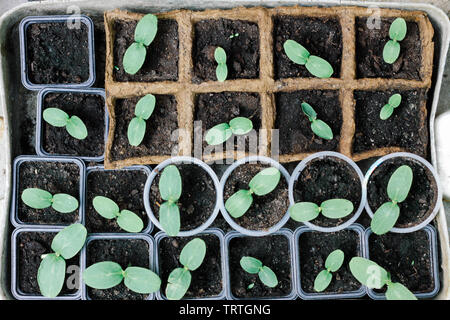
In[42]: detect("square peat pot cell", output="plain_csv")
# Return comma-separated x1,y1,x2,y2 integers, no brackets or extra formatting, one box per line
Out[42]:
37,88,108,162
294,225,366,299
154,229,226,300
192,19,260,83
11,156,85,228
81,234,155,300
11,227,82,300
19,15,95,90
85,166,152,234
224,229,296,300
364,226,440,299
273,15,342,79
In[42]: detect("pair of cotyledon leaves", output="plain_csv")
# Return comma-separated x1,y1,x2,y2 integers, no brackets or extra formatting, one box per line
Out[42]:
43,108,88,140
383,18,407,64
215,47,228,82
21,187,79,213
240,256,278,288
127,94,156,147
205,116,253,146
158,165,183,236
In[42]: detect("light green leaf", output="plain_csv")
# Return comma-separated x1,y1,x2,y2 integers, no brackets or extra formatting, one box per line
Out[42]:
311,119,333,140
205,123,232,145
349,257,389,289
283,40,310,65
37,253,66,298
388,93,402,108
387,165,413,203
134,14,158,46
383,40,401,64
301,102,317,121
229,117,253,135
258,266,278,288
43,108,69,127
325,249,345,272
321,199,354,219
124,267,161,294
83,261,124,289
249,167,281,196
127,117,146,147
389,18,407,41
159,165,182,202
159,202,180,236
371,202,400,235
66,115,88,140
289,202,320,222
117,209,144,233
305,55,334,78
166,268,191,300
314,269,332,292
380,104,394,120
225,189,253,218
216,63,228,82
214,47,227,64
135,94,155,120
51,193,79,213
240,256,263,274
21,188,52,209
123,42,147,75
386,282,417,300
51,223,87,260
180,238,206,271
92,196,120,219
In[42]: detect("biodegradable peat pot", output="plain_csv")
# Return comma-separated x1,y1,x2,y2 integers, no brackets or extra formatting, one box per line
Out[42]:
364,152,442,233
10,155,85,228
155,228,226,300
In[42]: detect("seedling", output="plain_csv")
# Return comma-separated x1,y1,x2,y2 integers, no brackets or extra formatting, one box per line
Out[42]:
205,117,253,145
301,102,333,140
21,187,78,213
229,33,239,39
240,256,278,288
380,93,402,120
37,224,87,298
43,107,88,140
383,18,407,64
158,165,182,236
123,14,158,75
283,40,334,78
215,47,228,82
313,249,344,292
166,238,206,300
92,196,144,233
83,261,161,294
349,257,417,300
370,165,413,235
127,94,156,146
225,167,281,218
290,199,354,222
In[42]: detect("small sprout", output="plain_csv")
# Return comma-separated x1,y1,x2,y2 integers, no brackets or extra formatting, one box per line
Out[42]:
214,47,228,82
166,238,206,300
158,165,182,236
21,188,78,213
114,66,120,71
380,93,402,120
83,261,161,294
127,94,156,146
247,283,255,290
349,257,417,300
240,256,278,288
383,18,407,64
93,196,144,233
37,224,87,297
371,165,413,235
225,167,281,218
229,33,239,39
205,116,253,145
283,39,334,78
301,102,333,140
289,198,354,222
43,107,88,140
313,249,344,292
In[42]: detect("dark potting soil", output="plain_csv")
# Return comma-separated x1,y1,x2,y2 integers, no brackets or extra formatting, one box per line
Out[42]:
298,229,362,294
223,163,289,231
26,22,90,84
86,238,150,300
273,16,342,79
110,95,178,161
93,16,106,88
158,234,223,298
17,161,80,225
113,19,179,82
17,232,79,295
367,158,437,228
353,89,427,155
42,92,105,157
356,18,422,79
275,90,342,155
229,234,292,298
86,169,149,233
192,19,260,83
150,163,216,231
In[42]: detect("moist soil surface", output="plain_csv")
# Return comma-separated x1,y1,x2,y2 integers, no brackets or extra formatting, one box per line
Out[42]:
110,95,178,161
113,19,179,82
158,234,223,298
223,163,289,231
26,22,90,84
275,90,342,155
42,92,105,158
86,238,150,300
192,19,260,83
298,229,362,294
86,169,149,233
356,18,422,79
229,234,292,298
17,161,80,225
150,163,216,231
17,232,79,295
273,16,342,79
367,158,437,228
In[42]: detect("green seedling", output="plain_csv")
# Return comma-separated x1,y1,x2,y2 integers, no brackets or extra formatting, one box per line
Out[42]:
229,33,239,39
290,199,354,222
21,187,78,213
205,117,253,145
380,93,402,120
349,257,417,300
283,39,334,78
127,94,156,146
37,224,87,298
214,47,228,82
83,261,161,294
158,165,182,236
240,256,278,288
383,18,407,64
225,167,281,218
301,102,333,140
123,14,158,75
371,165,413,235
166,238,206,300
43,107,88,140
93,196,144,233
313,249,345,292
